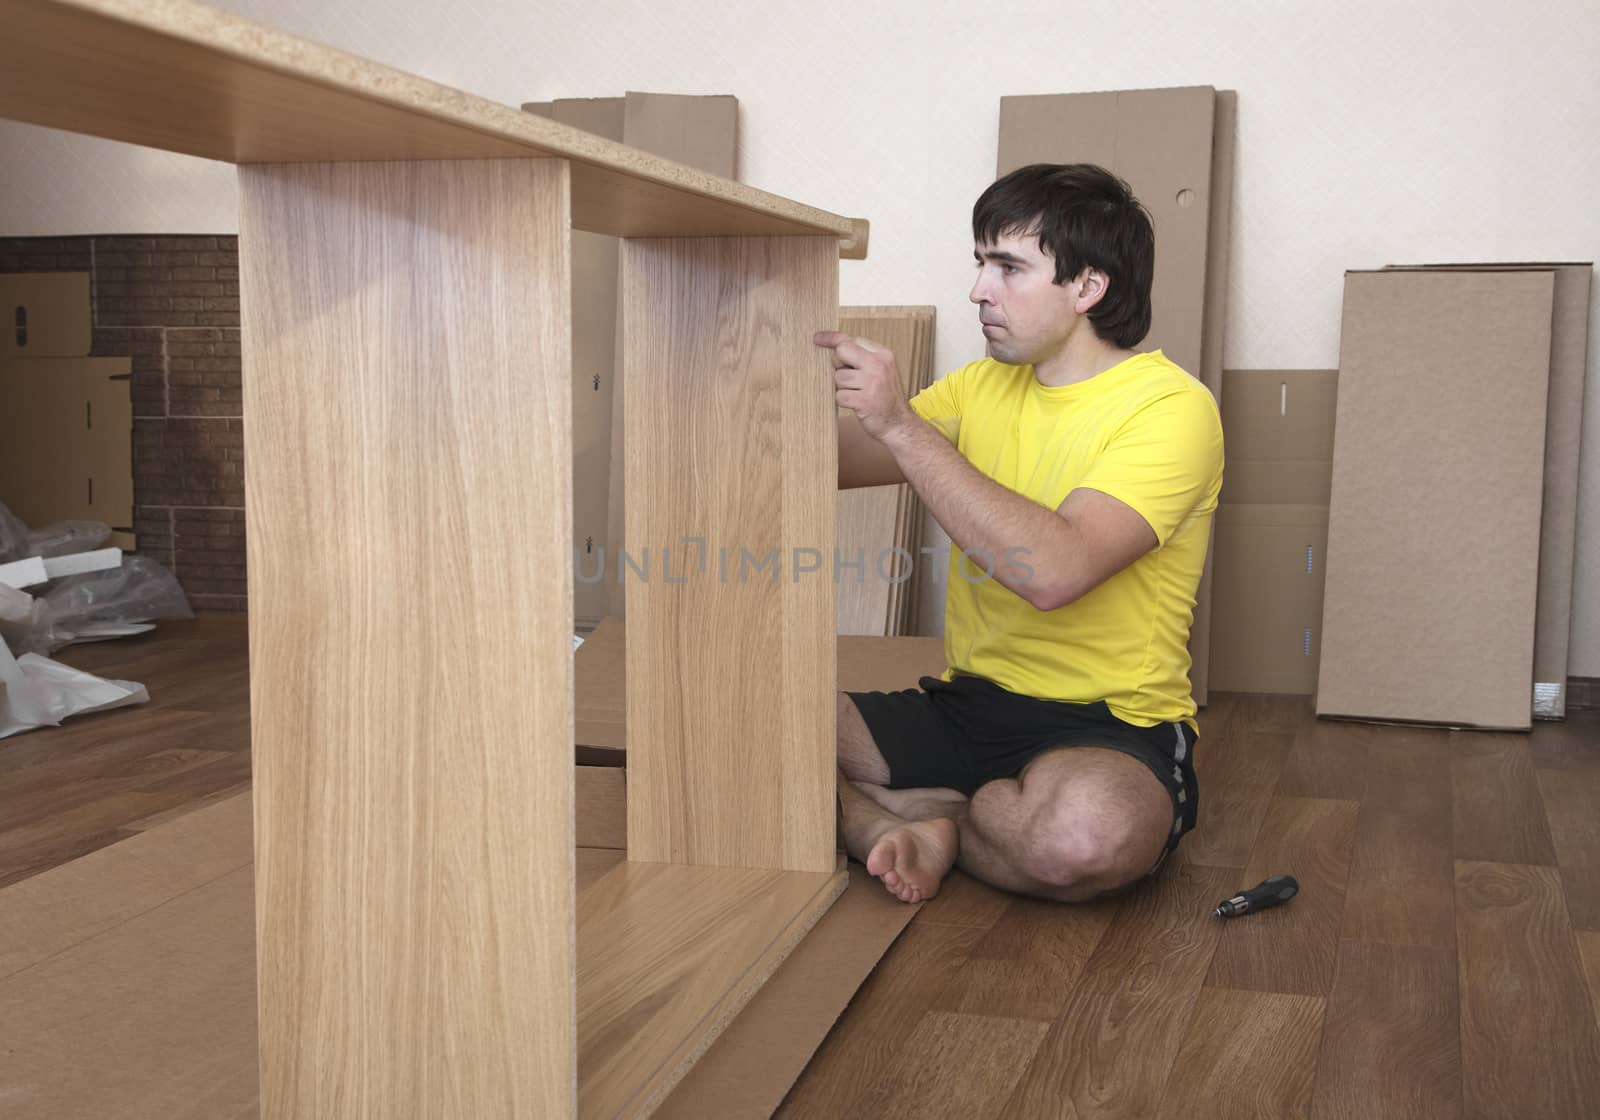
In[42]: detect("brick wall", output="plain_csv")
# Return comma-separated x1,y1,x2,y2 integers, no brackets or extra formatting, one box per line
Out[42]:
1,235,247,611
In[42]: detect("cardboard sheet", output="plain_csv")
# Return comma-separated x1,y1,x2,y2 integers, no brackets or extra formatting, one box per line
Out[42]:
1210,504,1329,694
0,356,134,531
0,271,91,359
1211,371,1338,694
1317,270,1553,729
1386,263,1592,718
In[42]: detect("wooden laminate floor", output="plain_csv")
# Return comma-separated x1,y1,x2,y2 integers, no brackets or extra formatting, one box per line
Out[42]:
5,617,1600,1118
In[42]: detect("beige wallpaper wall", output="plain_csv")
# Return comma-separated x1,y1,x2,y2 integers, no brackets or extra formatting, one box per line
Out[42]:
3,0,1596,672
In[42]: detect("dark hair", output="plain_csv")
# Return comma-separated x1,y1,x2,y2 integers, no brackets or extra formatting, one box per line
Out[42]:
972,163,1155,349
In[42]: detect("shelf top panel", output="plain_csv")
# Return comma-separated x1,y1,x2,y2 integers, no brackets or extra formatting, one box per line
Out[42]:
0,0,869,258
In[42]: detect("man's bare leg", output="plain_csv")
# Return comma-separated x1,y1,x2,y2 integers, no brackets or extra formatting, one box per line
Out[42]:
838,773,959,903
953,747,1173,902
836,692,965,900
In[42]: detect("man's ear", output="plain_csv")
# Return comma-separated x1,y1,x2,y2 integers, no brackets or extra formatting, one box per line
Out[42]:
1075,267,1111,314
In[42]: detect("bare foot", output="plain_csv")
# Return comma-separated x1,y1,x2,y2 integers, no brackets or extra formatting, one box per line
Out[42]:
854,781,969,823
865,817,959,904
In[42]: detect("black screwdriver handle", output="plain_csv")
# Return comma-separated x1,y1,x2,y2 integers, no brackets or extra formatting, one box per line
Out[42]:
1214,874,1300,918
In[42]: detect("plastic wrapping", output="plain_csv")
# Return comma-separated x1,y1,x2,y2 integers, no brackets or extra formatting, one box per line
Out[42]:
27,519,112,559
0,502,27,564
9,555,193,656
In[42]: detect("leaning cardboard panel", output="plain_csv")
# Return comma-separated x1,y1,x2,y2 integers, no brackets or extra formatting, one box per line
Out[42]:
0,357,133,531
1317,270,1553,729
1211,370,1337,694
1211,503,1329,694
997,85,1226,705
1219,369,1337,507
1386,263,1592,720
0,272,90,359
1185,88,1238,707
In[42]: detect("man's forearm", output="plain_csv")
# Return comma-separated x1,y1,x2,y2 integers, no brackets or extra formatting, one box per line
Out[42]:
880,417,1077,609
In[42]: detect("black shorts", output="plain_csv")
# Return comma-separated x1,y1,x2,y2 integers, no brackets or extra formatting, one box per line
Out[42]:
845,673,1199,859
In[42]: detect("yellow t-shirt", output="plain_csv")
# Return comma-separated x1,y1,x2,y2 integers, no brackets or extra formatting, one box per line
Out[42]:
909,350,1223,732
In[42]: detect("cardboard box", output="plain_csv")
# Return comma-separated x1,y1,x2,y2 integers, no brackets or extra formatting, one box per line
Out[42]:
1210,370,1338,694
1317,270,1553,730
1210,504,1329,694
1385,263,1592,718
0,272,91,359
0,357,134,531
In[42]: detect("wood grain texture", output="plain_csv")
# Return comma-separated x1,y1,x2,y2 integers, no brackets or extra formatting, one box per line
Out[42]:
1206,795,1357,996
851,1012,1049,1120
1154,987,1324,1120
911,868,1012,930
576,860,845,1119
1528,709,1600,771
933,895,1115,1021
1276,717,1373,801
1535,765,1600,929
1342,729,1456,948
1310,940,1461,1120
1180,730,1292,869
1003,863,1236,1120
1455,860,1600,1119
777,920,983,1118
575,846,627,892
1577,929,1600,1034
0,865,260,1120
240,158,576,1117
576,764,627,850
0,0,867,256
656,861,918,1120
1451,731,1557,865
622,235,837,873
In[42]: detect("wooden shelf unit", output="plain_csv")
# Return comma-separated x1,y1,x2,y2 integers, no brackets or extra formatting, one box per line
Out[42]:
0,2,862,1116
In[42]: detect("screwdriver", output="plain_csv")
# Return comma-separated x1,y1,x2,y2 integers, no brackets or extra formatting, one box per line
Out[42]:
1214,875,1299,918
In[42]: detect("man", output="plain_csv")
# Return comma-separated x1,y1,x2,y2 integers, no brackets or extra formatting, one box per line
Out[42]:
814,163,1223,905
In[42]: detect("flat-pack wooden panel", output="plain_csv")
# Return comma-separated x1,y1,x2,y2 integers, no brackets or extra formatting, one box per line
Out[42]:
623,235,838,874
241,158,577,1116
837,306,935,637
998,85,1223,704
1317,270,1554,729
0,0,866,255
1387,263,1592,719
576,859,846,1118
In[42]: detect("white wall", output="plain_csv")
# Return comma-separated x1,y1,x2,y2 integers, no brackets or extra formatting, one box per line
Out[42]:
5,0,1599,672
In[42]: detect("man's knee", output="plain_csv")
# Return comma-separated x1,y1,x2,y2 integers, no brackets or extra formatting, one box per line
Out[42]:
1017,798,1157,895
